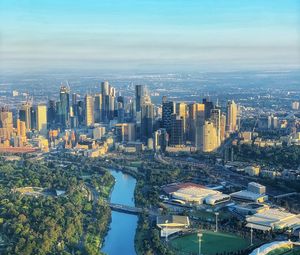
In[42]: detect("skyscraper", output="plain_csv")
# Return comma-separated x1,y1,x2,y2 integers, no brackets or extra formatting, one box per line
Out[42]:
203,98,214,120
47,100,56,126
210,108,221,147
101,81,115,122
226,100,238,133
176,102,187,135
162,97,175,135
193,103,205,149
85,95,94,126
202,121,218,152
19,102,32,130
220,113,227,142
141,103,154,141
135,85,145,113
36,104,47,136
170,114,184,146
153,128,168,152
115,123,136,142
59,86,70,128
94,94,102,123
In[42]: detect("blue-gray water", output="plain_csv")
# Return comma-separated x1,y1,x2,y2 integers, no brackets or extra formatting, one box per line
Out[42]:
102,170,138,255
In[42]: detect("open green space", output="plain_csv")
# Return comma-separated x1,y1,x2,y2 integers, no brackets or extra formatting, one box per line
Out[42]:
170,230,250,255
267,247,300,255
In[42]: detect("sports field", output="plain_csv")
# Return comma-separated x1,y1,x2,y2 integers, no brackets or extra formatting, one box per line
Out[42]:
170,230,250,255
267,247,300,255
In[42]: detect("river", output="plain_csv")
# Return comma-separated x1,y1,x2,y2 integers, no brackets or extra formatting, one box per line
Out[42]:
102,169,138,255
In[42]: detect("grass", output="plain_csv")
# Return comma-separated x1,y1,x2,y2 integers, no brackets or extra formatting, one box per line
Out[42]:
170,230,250,255
268,247,300,255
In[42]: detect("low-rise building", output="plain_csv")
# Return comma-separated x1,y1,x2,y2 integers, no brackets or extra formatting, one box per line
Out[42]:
157,215,190,237
246,208,300,231
230,182,268,203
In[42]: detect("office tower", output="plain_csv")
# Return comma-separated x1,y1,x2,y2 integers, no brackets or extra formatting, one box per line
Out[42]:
188,103,203,144
85,95,94,126
0,108,13,141
153,128,168,152
19,102,32,130
101,81,115,122
72,93,78,106
210,108,221,147
170,114,184,146
226,100,238,133
220,113,226,142
19,120,26,138
94,94,102,123
162,97,175,135
192,104,205,149
115,123,136,142
30,107,37,130
176,102,187,134
77,100,85,125
36,104,47,136
135,85,145,113
0,108,13,129
117,95,125,123
47,100,56,126
202,121,218,152
203,98,214,120
141,103,154,141
59,86,70,128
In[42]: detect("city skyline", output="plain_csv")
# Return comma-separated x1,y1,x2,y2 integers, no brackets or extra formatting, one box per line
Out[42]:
1,0,300,72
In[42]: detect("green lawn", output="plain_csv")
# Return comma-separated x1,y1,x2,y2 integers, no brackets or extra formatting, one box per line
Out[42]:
170,231,250,255
268,247,300,255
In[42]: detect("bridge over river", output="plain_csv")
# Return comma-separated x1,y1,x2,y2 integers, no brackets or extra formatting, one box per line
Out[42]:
109,203,144,215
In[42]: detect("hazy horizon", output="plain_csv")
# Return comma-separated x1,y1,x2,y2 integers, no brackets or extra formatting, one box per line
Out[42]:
1,0,300,73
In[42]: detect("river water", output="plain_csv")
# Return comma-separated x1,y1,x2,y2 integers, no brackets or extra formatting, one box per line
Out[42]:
102,170,138,255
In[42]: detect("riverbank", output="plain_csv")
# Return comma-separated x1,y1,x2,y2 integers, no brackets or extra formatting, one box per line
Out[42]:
83,169,115,255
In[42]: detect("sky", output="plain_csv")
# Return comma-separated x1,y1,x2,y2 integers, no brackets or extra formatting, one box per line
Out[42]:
0,0,300,72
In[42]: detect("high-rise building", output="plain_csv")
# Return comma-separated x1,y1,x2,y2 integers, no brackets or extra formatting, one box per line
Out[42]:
30,107,37,130
170,114,184,146
141,103,154,141
210,108,221,147
85,95,94,126
162,97,175,135
117,95,125,123
0,108,13,129
226,100,238,133
59,86,70,128
203,98,214,120
101,81,115,122
176,102,187,135
220,113,227,142
202,121,218,152
47,100,56,126
94,94,102,123
135,85,145,113
36,104,47,136
153,128,168,152
115,123,136,142
19,102,32,130
193,104,205,149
